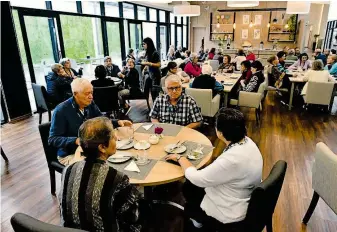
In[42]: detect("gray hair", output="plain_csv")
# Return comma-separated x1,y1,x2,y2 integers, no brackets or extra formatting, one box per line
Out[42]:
59,58,70,66
104,56,112,63
79,117,114,159
202,64,213,75
311,60,324,71
51,63,62,73
71,78,92,94
331,54,337,62
190,52,198,61
165,74,182,86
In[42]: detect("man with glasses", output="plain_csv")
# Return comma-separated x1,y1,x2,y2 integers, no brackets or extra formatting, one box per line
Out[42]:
150,75,203,129
49,78,132,165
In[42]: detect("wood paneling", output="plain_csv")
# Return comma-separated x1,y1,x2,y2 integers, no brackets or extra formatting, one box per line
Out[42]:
1,94,337,231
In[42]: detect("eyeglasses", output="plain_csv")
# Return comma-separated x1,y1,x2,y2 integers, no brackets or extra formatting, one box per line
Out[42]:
167,86,181,92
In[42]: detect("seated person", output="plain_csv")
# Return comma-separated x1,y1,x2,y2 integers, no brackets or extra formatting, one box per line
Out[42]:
302,60,335,95
104,56,123,78
213,48,223,61
218,55,233,73
197,47,205,60
191,64,223,97
167,47,176,61
184,53,202,77
267,55,290,89
118,58,142,109
48,78,131,166
288,53,312,71
166,108,263,230
59,117,146,231
240,60,265,92
314,48,327,66
239,60,253,84
161,61,190,87
46,64,73,105
183,50,192,64
208,48,215,60
174,46,183,59
199,48,209,62
59,58,82,78
150,75,203,129
276,51,286,68
286,49,298,61
246,48,256,62
295,47,301,57
91,65,115,87
324,54,337,75
232,48,246,70
127,48,136,60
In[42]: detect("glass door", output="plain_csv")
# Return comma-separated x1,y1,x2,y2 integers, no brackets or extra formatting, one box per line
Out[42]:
128,22,143,52
106,21,123,67
159,25,167,61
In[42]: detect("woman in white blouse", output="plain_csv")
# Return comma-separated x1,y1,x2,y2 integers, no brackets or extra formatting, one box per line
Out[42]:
301,60,335,95
166,108,263,230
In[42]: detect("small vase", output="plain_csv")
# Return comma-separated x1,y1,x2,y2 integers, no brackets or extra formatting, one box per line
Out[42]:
149,134,160,145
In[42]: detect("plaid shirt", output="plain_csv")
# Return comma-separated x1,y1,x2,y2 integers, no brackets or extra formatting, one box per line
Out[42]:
150,93,203,126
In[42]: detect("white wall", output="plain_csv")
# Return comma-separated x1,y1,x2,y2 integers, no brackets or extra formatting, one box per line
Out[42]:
328,0,337,21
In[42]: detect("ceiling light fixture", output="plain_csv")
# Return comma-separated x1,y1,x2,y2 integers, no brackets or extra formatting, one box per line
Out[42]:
249,21,254,28
173,5,200,17
286,1,310,14
227,1,259,8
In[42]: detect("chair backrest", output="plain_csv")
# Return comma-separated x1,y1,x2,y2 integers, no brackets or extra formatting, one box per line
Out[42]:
185,88,213,116
244,160,287,231
38,122,59,165
11,213,87,232
312,143,337,214
93,86,119,112
305,81,335,105
238,91,262,109
209,60,219,71
32,83,49,111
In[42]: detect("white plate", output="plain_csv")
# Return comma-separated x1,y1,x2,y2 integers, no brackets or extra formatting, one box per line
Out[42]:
111,77,122,82
116,139,134,150
134,141,151,150
108,152,133,163
222,82,234,86
187,154,204,160
164,144,187,154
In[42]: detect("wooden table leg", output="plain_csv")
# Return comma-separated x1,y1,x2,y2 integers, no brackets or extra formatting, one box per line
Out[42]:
288,82,295,111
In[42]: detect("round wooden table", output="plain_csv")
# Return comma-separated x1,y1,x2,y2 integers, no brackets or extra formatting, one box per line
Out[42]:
115,123,213,186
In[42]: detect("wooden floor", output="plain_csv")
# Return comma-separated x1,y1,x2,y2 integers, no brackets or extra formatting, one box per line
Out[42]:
1,92,337,232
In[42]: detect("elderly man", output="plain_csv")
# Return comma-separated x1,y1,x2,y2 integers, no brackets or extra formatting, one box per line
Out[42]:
324,54,337,75
49,78,131,165
59,117,146,231
314,49,327,66
104,56,123,78
150,75,202,129
46,64,73,105
286,49,298,61
294,47,301,57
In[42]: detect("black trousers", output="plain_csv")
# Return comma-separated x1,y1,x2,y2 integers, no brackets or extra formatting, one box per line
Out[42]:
183,180,245,232
144,74,161,102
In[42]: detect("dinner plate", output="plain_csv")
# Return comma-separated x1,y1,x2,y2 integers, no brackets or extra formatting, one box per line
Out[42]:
116,139,134,150
222,82,234,86
187,154,204,160
134,141,151,150
111,77,122,82
107,152,133,163
164,144,187,154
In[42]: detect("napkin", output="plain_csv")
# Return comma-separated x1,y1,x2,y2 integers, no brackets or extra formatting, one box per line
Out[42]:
124,160,140,173
142,124,153,131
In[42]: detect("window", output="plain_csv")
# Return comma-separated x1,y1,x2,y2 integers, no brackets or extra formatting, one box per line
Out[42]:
106,22,122,67
143,22,157,48
51,1,77,13
138,6,146,20
183,25,187,48
159,26,167,60
159,11,166,23
182,16,187,25
105,2,119,17
82,1,101,15
170,13,175,23
10,0,46,9
150,9,157,22
177,26,182,47
177,16,181,24
123,3,134,19
170,24,175,47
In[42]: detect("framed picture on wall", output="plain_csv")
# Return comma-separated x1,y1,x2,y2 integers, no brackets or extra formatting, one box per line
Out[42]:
243,15,250,24
254,29,261,39
255,15,262,25
242,29,249,39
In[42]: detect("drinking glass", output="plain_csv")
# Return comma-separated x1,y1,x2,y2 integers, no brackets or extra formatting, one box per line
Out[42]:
136,149,149,165
127,127,134,141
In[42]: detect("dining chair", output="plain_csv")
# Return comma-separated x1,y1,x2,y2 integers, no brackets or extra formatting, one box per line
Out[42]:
38,122,65,195
1,146,9,162
284,60,296,68
93,86,120,118
32,83,55,124
11,213,87,232
209,60,220,71
302,142,337,225
124,77,152,111
303,81,335,113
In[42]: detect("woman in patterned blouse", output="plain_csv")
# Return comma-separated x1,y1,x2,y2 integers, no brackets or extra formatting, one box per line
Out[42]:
218,55,234,73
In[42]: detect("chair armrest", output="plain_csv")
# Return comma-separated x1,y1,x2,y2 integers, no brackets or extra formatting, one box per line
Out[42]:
238,91,262,109
211,94,221,116
50,161,65,173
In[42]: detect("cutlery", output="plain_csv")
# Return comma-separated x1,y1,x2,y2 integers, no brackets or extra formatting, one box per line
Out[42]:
111,155,133,159
169,140,183,152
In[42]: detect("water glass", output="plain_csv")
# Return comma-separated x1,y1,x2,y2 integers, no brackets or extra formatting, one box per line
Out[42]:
127,127,134,141
136,149,149,165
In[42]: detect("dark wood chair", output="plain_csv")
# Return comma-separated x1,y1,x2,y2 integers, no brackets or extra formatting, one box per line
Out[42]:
38,122,65,195
32,83,55,124
93,86,120,118
11,213,87,232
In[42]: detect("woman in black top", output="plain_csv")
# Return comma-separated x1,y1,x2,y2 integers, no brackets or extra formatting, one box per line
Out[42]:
141,37,162,101
240,60,265,92
91,65,115,87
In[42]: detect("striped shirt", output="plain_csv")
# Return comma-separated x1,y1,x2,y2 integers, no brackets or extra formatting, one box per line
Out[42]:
59,159,142,232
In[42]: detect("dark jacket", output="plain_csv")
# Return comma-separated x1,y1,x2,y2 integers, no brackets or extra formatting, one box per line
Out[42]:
105,64,121,77
125,68,142,96
242,71,265,92
315,53,327,66
48,97,119,157
91,78,115,88
240,69,253,85
46,72,73,105
191,74,223,97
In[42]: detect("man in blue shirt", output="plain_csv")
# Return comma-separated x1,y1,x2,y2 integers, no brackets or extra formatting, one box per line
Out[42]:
49,78,132,165
314,49,327,66
324,54,337,75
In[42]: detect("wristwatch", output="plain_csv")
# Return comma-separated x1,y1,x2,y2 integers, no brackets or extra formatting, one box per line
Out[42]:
176,155,182,161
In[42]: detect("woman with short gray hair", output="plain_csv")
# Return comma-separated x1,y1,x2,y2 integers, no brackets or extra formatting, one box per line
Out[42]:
59,58,81,78
184,53,202,77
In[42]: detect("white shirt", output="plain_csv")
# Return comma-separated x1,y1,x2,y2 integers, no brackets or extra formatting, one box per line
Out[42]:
185,137,263,224
232,56,246,70
301,70,335,95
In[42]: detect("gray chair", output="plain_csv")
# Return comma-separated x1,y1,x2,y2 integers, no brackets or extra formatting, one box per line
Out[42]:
302,143,337,225
32,83,54,124
11,213,87,232
284,60,296,68
208,60,219,71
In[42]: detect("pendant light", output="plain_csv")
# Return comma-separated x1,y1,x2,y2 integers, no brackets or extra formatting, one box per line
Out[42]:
233,23,236,29
173,4,200,17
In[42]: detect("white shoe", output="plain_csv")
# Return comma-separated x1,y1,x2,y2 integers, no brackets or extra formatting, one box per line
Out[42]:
190,218,203,228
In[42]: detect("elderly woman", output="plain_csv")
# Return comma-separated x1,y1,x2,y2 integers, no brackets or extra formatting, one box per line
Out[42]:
59,58,81,78
288,53,312,71
286,49,298,61
166,108,263,230
218,55,233,73
167,47,176,61
232,48,246,71
161,61,190,87
184,53,202,77
240,60,265,92
246,48,256,62
301,60,334,95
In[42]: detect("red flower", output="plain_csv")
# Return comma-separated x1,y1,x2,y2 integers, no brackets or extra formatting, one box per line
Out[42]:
154,127,163,135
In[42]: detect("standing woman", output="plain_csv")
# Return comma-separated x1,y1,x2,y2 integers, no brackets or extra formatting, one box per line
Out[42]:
141,37,162,101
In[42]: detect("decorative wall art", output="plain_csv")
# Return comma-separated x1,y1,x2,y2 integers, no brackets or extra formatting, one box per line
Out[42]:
242,29,248,39
243,15,250,24
254,29,261,39
255,15,262,25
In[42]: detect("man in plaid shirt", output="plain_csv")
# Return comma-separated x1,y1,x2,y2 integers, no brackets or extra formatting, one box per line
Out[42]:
150,75,203,129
